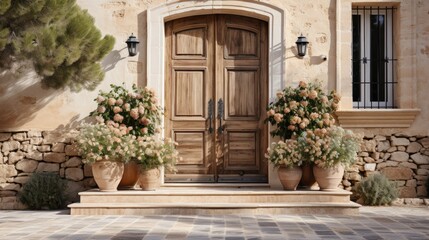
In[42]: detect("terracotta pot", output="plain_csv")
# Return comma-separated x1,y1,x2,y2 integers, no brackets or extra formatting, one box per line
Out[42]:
313,164,345,191
118,160,140,189
92,160,124,192
299,163,318,190
139,168,161,191
277,166,302,190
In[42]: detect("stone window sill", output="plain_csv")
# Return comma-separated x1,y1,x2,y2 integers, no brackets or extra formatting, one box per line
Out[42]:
335,109,421,128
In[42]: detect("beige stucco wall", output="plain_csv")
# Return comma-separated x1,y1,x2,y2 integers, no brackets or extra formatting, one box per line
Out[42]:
0,0,427,136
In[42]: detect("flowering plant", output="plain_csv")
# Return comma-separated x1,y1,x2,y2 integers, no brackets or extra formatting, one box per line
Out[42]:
77,123,135,164
91,84,162,137
298,126,362,168
266,81,340,140
133,136,179,172
265,140,303,168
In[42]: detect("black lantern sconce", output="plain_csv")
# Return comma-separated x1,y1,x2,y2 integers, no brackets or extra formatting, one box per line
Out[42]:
125,33,140,57
295,34,309,57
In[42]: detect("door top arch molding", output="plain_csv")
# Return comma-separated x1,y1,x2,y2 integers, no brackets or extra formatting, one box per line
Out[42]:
147,0,285,115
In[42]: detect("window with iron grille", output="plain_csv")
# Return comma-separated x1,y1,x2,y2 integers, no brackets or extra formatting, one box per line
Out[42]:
352,7,397,109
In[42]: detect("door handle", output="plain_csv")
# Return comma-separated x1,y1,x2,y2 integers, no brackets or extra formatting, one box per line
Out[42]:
217,98,224,134
208,99,214,134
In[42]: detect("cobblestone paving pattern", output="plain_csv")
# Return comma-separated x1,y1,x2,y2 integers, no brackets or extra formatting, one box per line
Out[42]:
0,207,428,240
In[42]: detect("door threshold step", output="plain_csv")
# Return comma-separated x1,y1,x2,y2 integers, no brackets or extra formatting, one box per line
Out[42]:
69,202,360,215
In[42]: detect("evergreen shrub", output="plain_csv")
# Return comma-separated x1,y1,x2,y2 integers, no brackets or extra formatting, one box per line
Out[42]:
19,172,68,210
357,173,398,206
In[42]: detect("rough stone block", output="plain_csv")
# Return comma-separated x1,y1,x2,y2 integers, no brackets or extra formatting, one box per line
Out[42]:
37,145,51,152
0,165,18,182
404,198,424,205
1,196,17,203
8,151,25,164
381,167,413,180
411,153,429,164
65,168,84,181
0,133,12,141
2,141,21,153
13,176,30,184
391,136,410,146
43,153,66,163
416,169,429,175
376,161,399,170
65,157,82,167
394,181,406,187
407,142,422,153
27,131,42,138
0,190,16,197
30,137,43,145
12,133,26,141
52,143,65,153
398,186,417,198
374,135,387,141
60,168,65,178
36,163,59,172
84,164,93,177
342,179,351,187
0,183,20,191
417,186,427,197
16,159,38,173
398,162,417,169
390,152,409,162
364,157,375,163
418,138,429,148
406,179,417,187
345,172,361,181
25,151,43,161
65,144,80,156
42,131,67,144
387,147,397,153
377,141,390,152
397,146,406,151
415,175,427,181
392,198,404,205
358,152,369,157
364,163,376,171
361,140,376,152
420,165,429,169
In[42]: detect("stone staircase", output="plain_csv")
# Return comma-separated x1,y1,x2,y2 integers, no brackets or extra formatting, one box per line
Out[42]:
68,185,360,215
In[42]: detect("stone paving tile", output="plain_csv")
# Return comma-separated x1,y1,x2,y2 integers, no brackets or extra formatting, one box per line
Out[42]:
0,206,429,239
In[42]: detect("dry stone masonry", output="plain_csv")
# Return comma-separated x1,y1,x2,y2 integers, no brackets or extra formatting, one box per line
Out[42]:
343,134,429,201
0,131,96,210
0,130,428,209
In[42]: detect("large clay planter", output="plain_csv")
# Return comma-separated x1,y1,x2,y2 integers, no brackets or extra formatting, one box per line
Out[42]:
313,164,345,191
139,168,161,191
277,166,302,190
299,163,318,190
92,160,124,192
118,160,140,189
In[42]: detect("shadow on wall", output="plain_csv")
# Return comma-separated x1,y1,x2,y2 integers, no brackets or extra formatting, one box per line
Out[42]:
101,49,126,72
0,62,62,130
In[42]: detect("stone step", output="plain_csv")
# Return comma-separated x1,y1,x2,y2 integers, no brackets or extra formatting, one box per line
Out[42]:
78,188,353,204
69,202,361,215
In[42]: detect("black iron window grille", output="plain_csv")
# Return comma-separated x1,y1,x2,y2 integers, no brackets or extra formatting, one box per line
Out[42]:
352,6,397,109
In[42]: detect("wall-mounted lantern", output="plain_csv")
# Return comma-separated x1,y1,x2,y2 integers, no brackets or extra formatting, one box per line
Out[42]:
295,34,309,57
125,33,140,57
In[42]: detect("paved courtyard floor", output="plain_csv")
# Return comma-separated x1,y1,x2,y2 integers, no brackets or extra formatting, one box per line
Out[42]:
0,206,428,240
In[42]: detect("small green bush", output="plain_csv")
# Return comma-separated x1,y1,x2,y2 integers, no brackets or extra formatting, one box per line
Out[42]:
426,177,429,197
19,172,67,210
357,173,398,206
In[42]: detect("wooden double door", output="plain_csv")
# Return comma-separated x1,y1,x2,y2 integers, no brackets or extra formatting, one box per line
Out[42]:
164,15,268,183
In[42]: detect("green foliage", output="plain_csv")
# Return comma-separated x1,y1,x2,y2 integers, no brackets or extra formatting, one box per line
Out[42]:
19,172,68,210
357,173,398,206
0,0,115,91
426,177,429,196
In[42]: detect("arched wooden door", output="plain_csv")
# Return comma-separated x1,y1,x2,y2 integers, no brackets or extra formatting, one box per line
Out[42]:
164,15,268,183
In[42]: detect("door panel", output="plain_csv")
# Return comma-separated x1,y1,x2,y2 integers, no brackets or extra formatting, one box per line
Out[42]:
165,14,267,183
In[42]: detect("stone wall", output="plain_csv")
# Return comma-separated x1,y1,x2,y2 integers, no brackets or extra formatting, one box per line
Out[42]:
0,131,95,210
343,134,429,200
